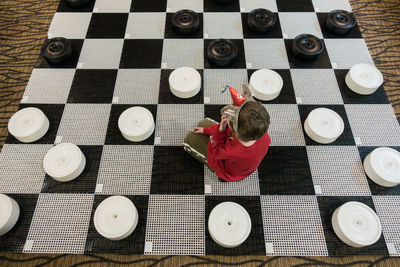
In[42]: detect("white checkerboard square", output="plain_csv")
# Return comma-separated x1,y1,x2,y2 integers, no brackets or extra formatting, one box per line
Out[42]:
93,0,132,13
125,13,166,39
48,13,91,39
279,12,323,39
325,39,374,69
78,39,124,69
203,13,243,39
239,0,278,12
312,0,352,12
167,0,203,12
244,39,290,69
161,39,204,69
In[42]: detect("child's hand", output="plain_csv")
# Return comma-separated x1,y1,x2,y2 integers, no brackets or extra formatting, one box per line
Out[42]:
193,127,204,134
219,117,229,132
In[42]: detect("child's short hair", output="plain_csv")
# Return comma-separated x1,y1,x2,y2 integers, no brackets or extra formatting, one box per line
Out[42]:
234,101,270,141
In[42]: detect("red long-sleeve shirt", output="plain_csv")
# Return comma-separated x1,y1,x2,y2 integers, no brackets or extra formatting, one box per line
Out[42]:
203,124,271,182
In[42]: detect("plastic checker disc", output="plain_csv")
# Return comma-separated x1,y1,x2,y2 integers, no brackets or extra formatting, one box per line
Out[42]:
94,196,139,241
305,108,344,144
332,201,381,248
208,201,251,248
364,147,400,187
8,107,49,143
43,143,86,182
0,194,20,236
118,106,155,142
169,66,201,99
249,69,283,101
345,63,383,95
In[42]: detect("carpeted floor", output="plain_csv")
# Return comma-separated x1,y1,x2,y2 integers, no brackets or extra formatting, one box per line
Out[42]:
0,0,399,266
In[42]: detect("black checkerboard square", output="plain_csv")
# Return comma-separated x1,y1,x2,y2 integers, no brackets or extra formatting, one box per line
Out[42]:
247,69,296,104
151,146,204,194
258,146,315,195
164,12,203,39
298,104,356,146
35,39,84,69
57,0,95,12
85,195,148,254
205,196,266,255
204,39,246,69
276,0,314,12
241,13,283,39
6,104,65,144
86,13,128,39
68,69,117,103
285,39,332,69
131,0,167,12
317,196,389,256
41,145,103,193
120,39,163,68
105,104,157,145
204,104,223,122
317,13,362,39
0,194,38,252
334,70,390,104
158,69,204,104
358,146,400,196
204,0,240,12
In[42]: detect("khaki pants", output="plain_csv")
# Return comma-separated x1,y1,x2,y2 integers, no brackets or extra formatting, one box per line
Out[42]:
183,118,217,167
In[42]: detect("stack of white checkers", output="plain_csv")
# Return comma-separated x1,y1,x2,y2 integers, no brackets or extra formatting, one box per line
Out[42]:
364,147,400,187
8,107,49,143
169,67,201,98
208,202,251,248
346,63,383,95
304,108,344,144
0,194,20,236
118,106,155,142
332,201,382,248
249,69,283,101
94,196,139,240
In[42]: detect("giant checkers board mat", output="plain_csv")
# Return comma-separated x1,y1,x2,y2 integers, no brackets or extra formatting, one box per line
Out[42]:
1,0,400,256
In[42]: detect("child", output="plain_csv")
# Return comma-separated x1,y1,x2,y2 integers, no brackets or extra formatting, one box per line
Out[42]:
183,85,271,182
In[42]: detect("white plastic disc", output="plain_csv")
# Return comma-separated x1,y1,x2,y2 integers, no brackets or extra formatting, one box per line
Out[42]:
208,202,251,248
332,201,381,248
8,107,49,143
249,69,283,101
364,147,400,187
43,143,86,182
118,107,155,142
0,194,20,236
169,67,201,99
94,196,139,240
345,63,383,95
304,108,344,144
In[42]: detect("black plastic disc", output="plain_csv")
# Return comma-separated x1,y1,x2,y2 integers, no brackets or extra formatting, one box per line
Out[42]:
207,39,238,67
171,9,200,35
212,0,234,6
325,10,356,35
291,34,324,61
66,0,92,8
41,37,73,64
248,9,276,33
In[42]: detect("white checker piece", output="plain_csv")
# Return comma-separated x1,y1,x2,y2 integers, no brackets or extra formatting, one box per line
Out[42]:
373,196,400,256
155,104,204,146
311,0,352,12
167,0,203,12
161,39,203,69
24,194,93,253
145,195,205,255
307,146,371,196
48,13,91,39
345,104,400,146
203,13,243,39
204,167,260,196
244,39,289,69
204,69,248,104
290,69,343,105
125,13,166,39
97,145,153,195
278,13,323,39
260,195,328,256
78,39,124,69
264,104,306,146
325,39,375,69
0,144,51,194
239,0,278,12
114,69,160,104
93,0,132,13
23,69,75,104
57,104,111,145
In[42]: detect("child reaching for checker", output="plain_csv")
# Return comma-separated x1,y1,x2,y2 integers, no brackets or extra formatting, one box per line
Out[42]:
183,84,271,182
